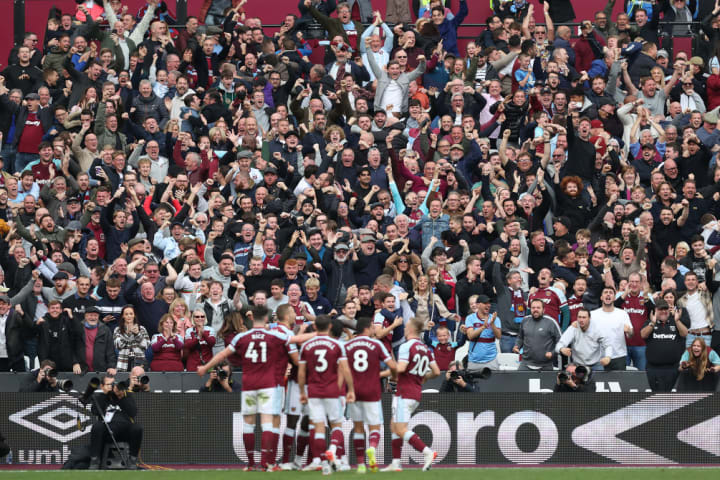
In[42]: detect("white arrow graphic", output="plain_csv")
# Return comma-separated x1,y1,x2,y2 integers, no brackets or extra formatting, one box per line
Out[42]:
677,415,720,456
572,394,710,464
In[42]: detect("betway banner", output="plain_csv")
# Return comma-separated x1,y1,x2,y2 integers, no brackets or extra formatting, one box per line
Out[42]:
2,393,719,466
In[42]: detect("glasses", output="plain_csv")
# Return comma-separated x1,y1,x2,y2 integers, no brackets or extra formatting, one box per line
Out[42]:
194,314,206,318
438,144,450,148
397,259,409,264
552,154,564,158
396,55,407,59
683,83,693,86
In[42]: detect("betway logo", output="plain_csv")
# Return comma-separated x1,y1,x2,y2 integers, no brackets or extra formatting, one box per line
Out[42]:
9,394,91,443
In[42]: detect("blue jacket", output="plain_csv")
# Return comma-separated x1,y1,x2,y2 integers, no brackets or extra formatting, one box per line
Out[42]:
413,213,450,250
437,0,468,56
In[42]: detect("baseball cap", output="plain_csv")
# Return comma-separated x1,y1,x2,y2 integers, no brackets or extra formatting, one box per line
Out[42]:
334,243,349,251
656,49,669,59
590,119,603,129
476,294,491,304
264,165,279,175
552,216,571,228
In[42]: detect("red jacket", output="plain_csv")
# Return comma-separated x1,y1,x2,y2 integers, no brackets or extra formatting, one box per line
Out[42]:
150,333,185,371
707,74,720,111
573,32,606,75
183,326,217,372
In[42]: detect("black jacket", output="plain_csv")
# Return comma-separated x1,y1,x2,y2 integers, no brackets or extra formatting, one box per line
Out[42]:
0,93,20,139
37,313,83,372
90,391,138,425
78,322,117,373
11,105,54,149
3,310,30,371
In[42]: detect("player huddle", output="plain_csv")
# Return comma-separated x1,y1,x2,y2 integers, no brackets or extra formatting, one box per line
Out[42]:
197,305,440,473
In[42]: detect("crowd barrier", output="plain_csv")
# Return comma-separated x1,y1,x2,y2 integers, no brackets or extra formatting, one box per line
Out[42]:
0,370,671,393
2,392,720,466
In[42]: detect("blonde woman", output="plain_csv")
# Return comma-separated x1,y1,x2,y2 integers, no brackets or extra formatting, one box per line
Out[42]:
410,274,457,334
150,314,185,371
169,298,192,337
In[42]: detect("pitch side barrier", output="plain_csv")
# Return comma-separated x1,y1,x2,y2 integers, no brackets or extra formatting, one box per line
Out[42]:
0,370,666,392
2,393,720,466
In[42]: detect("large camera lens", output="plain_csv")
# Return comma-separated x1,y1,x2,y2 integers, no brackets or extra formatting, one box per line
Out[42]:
57,379,73,392
139,375,150,385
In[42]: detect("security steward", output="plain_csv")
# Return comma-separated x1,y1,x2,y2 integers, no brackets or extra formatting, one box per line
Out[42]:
640,299,689,392
88,375,144,470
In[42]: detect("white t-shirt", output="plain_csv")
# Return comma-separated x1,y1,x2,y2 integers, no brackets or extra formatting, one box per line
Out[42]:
382,80,403,113
684,292,709,330
590,307,633,359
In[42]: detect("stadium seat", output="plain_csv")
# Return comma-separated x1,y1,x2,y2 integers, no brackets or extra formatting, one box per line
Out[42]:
497,353,520,370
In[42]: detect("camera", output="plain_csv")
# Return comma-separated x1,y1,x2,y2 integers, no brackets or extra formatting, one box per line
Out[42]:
47,368,58,378
56,379,74,392
138,375,150,385
215,367,228,381
558,365,589,384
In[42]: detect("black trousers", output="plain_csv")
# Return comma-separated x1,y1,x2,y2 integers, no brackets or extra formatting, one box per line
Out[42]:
90,420,143,458
604,356,627,371
646,365,679,392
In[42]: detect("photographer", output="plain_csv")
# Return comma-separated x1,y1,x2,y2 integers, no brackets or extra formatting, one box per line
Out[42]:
553,364,595,392
88,375,144,470
128,366,151,393
199,362,239,392
439,361,480,393
19,360,62,392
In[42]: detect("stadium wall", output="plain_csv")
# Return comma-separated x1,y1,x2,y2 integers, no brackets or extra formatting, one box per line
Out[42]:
1,392,719,466
1,1,633,64
0,370,658,392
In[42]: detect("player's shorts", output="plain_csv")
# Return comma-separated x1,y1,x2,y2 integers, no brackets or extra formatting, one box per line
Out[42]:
271,385,285,415
392,396,419,424
308,397,344,424
284,380,307,416
241,387,278,415
347,400,383,426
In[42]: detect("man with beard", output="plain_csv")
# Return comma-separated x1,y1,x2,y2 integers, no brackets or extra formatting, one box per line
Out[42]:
528,268,569,330
513,299,561,370
563,114,596,183
313,242,356,309
591,286,633,370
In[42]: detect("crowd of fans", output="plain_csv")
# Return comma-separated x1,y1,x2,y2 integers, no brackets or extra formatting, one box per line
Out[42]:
1,0,720,392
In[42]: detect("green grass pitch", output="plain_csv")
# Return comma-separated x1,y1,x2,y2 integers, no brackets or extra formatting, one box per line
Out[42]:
4,468,720,479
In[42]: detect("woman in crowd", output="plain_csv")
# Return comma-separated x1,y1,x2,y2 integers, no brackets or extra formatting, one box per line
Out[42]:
113,305,150,371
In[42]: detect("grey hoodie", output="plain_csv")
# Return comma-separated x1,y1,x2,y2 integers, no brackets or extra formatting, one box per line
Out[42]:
516,314,562,368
